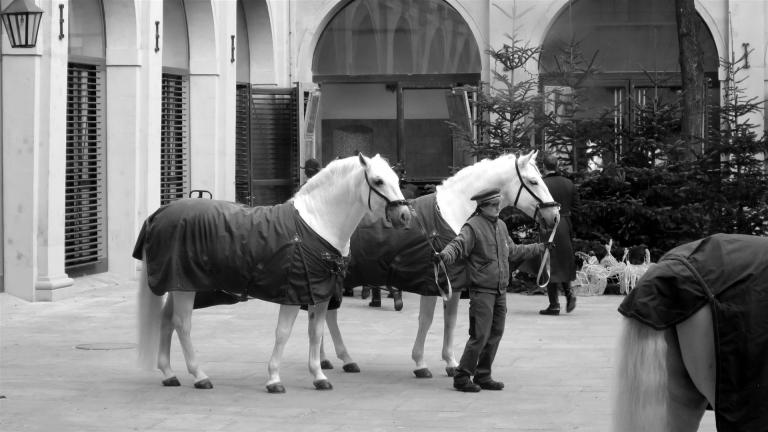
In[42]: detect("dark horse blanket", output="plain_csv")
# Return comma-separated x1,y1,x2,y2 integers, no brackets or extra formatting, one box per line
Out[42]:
344,193,468,295
133,199,348,307
619,233,768,432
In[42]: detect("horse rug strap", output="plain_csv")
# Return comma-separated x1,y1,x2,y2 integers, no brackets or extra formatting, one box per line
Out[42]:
345,193,468,296
618,233,768,432
133,199,347,306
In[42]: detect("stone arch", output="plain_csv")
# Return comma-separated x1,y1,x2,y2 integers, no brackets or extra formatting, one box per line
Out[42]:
183,0,218,74
239,0,275,84
103,0,139,64
296,0,486,83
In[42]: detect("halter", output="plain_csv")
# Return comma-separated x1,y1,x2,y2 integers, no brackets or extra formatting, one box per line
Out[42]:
364,171,410,219
512,159,561,288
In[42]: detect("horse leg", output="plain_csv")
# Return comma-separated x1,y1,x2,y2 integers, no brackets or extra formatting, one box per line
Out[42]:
325,309,360,372
266,304,299,393
169,291,211,389
664,328,709,431
675,306,716,408
307,302,332,389
441,293,461,376
411,295,437,378
157,292,180,386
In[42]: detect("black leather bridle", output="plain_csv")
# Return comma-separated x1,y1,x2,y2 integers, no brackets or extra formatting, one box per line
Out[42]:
364,171,410,219
512,159,561,222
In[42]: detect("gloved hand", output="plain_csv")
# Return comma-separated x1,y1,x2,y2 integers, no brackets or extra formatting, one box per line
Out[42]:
432,252,443,265
544,241,555,250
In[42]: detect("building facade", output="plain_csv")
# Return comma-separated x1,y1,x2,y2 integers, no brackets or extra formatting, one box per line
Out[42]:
1,0,766,300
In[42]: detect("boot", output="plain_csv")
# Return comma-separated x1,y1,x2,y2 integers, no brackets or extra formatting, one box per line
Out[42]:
539,304,560,315
392,289,403,311
565,284,577,313
369,287,381,307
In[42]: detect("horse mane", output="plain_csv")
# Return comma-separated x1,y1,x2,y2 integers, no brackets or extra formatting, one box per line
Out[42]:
437,154,518,192
294,157,359,200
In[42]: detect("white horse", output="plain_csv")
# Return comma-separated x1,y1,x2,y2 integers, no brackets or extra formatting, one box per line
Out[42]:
319,151,561,377
612,233,768,431
136,154,412,393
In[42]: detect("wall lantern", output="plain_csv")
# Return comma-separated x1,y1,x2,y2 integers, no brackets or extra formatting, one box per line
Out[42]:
0,0,44,48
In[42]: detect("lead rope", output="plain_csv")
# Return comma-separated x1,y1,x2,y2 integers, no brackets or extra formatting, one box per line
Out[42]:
410,206,453,302
536,214,560,288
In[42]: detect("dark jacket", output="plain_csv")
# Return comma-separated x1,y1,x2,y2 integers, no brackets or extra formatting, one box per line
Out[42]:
441,212,544,293
540,172,578,282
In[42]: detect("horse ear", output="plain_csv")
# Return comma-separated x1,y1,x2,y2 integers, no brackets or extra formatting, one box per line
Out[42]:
358,153,369,167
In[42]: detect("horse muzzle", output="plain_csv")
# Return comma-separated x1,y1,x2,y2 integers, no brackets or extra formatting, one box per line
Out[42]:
536,202,561,232
386,201,412,228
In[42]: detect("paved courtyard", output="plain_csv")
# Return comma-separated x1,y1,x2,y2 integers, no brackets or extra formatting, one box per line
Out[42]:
1,273,716,432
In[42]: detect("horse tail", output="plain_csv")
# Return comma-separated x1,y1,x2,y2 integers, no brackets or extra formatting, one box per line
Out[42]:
137,259,164,371
611,317,670,432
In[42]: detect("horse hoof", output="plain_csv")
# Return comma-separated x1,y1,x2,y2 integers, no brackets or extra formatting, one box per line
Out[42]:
413,368,433,378
445,367,457,377
313,379,333,390
320,360,334,370
194,378,213,389
266,383,286,393
162,376,181,387
342,362,360,373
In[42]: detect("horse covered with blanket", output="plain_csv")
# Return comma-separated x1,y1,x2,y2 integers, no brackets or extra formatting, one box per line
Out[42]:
135,154,412,393
613,233,768,431
325,151,561,377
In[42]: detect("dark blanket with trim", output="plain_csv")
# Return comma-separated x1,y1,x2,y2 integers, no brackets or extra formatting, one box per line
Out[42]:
133,199,347,307
344,193,468,295
618,233,768,432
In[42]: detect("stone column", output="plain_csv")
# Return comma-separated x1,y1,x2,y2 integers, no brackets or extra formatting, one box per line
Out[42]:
2,41,42,301
35,0,74,301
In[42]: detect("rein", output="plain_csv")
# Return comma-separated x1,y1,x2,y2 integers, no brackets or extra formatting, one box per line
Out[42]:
512,160,561,288
364,171,409,220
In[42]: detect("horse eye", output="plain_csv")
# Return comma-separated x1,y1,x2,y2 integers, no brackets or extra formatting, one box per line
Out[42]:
374,179,384,186
529,179,538,185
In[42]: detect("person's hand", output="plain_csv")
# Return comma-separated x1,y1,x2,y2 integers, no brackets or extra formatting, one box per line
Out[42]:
432,252,443,265
543,242,555,250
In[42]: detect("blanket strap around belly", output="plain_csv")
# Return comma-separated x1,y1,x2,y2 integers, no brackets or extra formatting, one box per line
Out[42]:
411,206,453,301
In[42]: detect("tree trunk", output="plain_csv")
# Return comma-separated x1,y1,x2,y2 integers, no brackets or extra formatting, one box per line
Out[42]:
675,0,706,152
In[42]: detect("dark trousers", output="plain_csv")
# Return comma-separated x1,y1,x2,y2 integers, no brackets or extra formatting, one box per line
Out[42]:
456,290,506,382
546,281,573,307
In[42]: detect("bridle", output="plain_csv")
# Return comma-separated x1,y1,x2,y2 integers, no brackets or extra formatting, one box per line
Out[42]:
512,159,561,287
364,171,410,220
512,159,560,222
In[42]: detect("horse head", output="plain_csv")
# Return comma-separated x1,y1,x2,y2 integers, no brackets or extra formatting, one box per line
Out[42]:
500,151,560,233
357,153,412,229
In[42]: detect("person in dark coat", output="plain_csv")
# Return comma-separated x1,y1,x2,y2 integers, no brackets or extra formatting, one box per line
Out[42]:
538,153,579,316
436,188,550,392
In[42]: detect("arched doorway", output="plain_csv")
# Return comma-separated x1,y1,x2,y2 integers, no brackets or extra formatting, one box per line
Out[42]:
234,0,298,206
65,0,107,276
313,0,481,183
539,0,719,168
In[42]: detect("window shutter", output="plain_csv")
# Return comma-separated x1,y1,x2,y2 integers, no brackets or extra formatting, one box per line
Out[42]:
160,73,190,205
248,87,298,205
65,63,107,274
235,84,251,205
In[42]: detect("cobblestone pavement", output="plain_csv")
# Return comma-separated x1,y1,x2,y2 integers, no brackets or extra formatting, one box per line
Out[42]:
1,274,716,432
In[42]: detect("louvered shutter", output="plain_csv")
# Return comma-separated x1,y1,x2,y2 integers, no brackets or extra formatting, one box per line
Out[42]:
235,84,251,205
248,87,298,205
160,73,190,205
65,63,107,274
